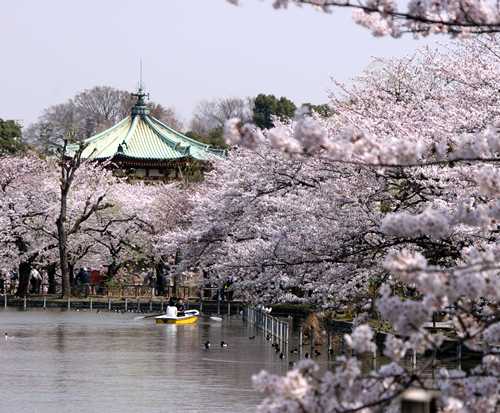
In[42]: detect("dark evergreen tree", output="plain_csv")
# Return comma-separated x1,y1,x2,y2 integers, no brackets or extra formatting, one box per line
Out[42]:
252,94,296,130
0,119,24,154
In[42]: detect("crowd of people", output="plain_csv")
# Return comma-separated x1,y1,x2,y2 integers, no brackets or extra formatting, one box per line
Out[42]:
1,265,225,301
0,270,18,294
0,265,174,296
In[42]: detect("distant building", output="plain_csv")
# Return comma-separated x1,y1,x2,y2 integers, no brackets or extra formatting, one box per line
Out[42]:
80,87,224,182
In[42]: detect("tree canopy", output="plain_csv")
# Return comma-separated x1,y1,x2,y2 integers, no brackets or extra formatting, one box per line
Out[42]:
23,86,184,152
184,129,229,150
0,119,24,155
221,35,500,412
252,94,297,130
229,0,500,37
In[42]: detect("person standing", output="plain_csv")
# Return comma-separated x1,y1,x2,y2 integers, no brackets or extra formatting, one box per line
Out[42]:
30,267,41,294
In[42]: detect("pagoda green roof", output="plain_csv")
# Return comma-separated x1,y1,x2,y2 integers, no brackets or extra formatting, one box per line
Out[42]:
79,89,224,163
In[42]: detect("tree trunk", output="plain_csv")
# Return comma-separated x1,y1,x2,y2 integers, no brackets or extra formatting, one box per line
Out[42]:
69,263,74,286
15,262,31,297
56,200,71,298
57,144,72,298
47,263,56,294
172,251,181,298
104,261,120,283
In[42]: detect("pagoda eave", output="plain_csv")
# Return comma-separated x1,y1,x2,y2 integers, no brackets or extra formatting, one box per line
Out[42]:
95,155,212,169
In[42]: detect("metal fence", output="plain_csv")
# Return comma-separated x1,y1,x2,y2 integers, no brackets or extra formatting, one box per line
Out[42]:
242,305,289,344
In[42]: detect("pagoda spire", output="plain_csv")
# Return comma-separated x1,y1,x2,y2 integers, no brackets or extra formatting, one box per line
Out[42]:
131,83,150,115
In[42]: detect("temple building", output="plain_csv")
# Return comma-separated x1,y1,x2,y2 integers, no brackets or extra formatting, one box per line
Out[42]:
79,87,224,182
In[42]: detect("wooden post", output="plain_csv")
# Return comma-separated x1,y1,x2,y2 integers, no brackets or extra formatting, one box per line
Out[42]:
108,297,111,310
299,326,303,349
217,293,220,316
160,298,163,312
90,297,93,310
412,349,417,373
372,348,376,371
328,330,332,352
456,343,462,370
149,300,152,311
24,296,27,309
4,295,7,307
124,298,127,312
137,298,140,312
199,289,203,312
43,296,46,309
432,353,436,384
67,297,70,310
227,301,230,316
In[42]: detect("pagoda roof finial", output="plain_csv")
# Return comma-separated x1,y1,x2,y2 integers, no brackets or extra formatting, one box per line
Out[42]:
131,59,150,115
131,83,150,115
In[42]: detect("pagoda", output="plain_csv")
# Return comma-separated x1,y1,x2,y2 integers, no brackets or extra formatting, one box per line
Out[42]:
80,87,223,182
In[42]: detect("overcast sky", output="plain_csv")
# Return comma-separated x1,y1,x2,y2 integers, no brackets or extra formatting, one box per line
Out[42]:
1,0,440,130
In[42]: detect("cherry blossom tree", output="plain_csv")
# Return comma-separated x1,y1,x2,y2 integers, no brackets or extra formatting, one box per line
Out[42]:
0,152,58,296
75,181,186,283
0,147,166,298
228,0,500,38
185,36,500,309
215,35,500,411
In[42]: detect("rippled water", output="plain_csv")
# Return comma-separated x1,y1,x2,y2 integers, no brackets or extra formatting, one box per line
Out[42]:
0,307,295,413
0,307,475,412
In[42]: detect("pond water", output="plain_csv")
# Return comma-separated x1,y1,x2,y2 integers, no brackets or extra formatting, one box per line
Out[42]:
0,307,472,412
0,307,298,413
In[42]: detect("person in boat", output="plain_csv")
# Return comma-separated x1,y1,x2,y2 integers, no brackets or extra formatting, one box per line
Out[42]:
166,299,178,318
175,298,185,317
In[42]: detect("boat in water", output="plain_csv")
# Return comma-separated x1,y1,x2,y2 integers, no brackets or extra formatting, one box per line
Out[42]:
155,309,199,324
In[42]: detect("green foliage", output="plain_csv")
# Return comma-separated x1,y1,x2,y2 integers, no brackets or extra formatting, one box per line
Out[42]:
185,129,229,150
184,131,203,141
0,118,25,155
252,94,297,130
379,201,392,213
188,167,205,183
301,102,333,117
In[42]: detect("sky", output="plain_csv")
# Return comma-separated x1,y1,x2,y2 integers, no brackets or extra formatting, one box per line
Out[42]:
1,0,441,130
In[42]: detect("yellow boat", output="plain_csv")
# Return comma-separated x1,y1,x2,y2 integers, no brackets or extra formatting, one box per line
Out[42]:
155,309,199,324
